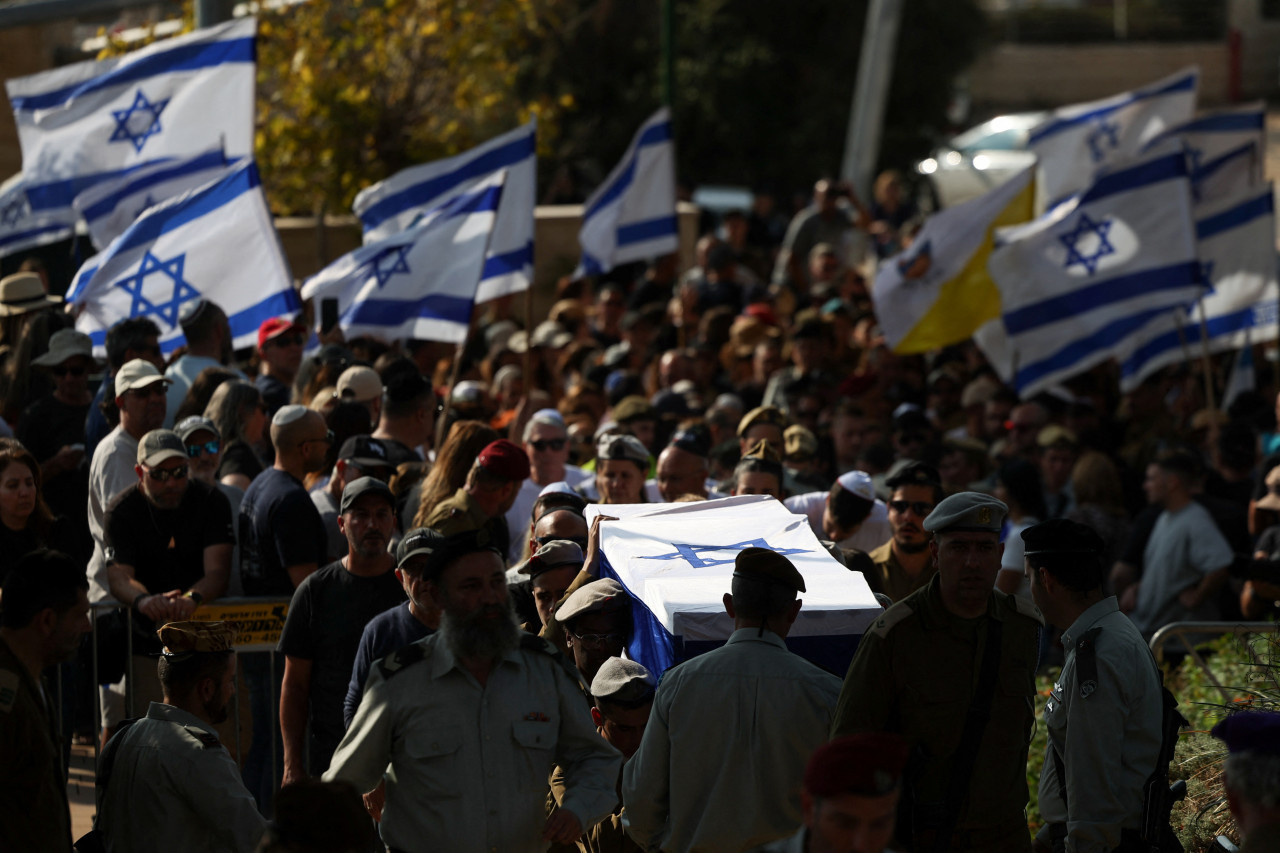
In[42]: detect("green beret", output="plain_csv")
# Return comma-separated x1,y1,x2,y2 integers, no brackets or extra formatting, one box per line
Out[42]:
737,405,788,438
158,621,237,656
733,547,806,593
922,491,1007,534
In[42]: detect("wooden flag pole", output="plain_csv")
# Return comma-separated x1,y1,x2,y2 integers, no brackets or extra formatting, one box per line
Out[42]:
1196,297,1219,416
435,339,466,452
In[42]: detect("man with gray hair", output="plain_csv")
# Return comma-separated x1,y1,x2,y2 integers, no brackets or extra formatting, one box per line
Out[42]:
1213,711,1280,852
503,411,586,563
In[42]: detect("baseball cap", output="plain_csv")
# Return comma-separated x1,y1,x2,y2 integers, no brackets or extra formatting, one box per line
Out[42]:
395,527,503,575
174,416,220,442
137,429,188,467
338,435,393,470
476,439,531,481
258,316,305,349
337,366,383,403
115,359,168,394
339,476,395,514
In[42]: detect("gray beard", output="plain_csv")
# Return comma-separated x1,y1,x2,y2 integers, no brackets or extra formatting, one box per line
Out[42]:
440,598,520,662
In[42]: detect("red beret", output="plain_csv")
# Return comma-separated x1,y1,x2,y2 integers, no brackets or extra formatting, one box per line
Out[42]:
805,734,909,798
476,439,530,481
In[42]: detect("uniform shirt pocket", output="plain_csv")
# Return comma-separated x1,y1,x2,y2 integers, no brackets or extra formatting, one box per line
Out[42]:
404,725,464,798
512,719,556,792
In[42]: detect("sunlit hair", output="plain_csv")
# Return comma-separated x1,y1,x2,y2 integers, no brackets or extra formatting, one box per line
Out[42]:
413,420,500,528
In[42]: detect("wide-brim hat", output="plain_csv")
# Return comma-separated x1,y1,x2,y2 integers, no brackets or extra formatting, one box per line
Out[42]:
0,272,62,317
32,329,98,367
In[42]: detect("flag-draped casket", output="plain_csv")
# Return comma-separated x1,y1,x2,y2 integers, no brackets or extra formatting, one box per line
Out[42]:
587,496,882,679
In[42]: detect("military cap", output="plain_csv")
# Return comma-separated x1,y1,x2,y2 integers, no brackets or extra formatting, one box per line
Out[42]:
923,491,1008,534
804,733,910,798
396,526,502,574
733,547,806,593
556,578,630,623
339,435,393,470
137,429,188,467
519,540,584,579
590,657,655,705
784,425,818,459
737,405,788,437
613,395,656,424
597,434,649,466
340,476,395,514
1211,710,1280,757
836,470,876,502
157,621,237,657
475,439,531,481
1021,518,1104,557
668,426,710,458
885,461,941,490
174,415,220,443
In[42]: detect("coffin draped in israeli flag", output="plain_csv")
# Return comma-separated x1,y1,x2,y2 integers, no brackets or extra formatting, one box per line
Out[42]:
587,496,882,679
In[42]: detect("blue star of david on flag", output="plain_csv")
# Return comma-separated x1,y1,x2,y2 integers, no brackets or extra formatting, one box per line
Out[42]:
1059,212,1116,276
114,250,202,328
0,194,28,228
638,539,811,569
1086,118,1120,163
370,244,412,287
109,89,170,154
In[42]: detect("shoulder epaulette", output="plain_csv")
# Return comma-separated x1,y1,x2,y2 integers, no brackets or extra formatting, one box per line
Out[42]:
869,601,916,639
1003,591,1045,625
519,634,585,688
185,726,221,749
0,669,19,713
1074,626,1103,699
377,641,426,679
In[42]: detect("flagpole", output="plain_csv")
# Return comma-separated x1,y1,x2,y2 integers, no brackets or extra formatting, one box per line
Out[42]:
523,286,533,393
1196,296,1218,415
435,339,466,452
1173,309,1194,370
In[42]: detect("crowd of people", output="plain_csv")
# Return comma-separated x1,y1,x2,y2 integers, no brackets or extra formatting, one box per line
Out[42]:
0,176,1279,853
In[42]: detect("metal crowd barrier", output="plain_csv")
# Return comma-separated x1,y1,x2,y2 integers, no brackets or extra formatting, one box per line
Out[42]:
1148,621,1280,703
78,596,291,789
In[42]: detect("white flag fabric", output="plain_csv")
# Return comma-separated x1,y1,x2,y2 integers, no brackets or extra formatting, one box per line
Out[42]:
991,142,1201,396
1191,141,1259,207
72,147,231,250
1118,182,1278,391
576,108,678,277
302,171,504,345
68,159,298,357
6,18,255,188
0,173,77,259
1146,101,1265,183
594,496,880,678
1223,340,1256,411
352,121,534,304
1028,67,1198,208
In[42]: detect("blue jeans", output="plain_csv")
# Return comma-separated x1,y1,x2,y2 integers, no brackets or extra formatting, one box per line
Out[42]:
240,651,284,813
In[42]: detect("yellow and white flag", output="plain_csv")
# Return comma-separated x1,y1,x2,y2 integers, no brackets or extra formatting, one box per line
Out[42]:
872,166,1035,354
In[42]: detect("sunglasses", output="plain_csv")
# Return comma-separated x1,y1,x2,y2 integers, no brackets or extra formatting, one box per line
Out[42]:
888,500,934,516
146,465,189,483
301,429,335,448
269,333,306,347
52,365,86,377
569,631,626,651
130,384,167,398
530,438,567,452
186,441,220,458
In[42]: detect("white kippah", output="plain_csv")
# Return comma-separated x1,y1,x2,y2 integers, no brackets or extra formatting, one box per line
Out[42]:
273,404,309,426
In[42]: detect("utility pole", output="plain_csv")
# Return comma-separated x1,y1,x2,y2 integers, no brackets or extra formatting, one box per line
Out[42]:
840,0,903,203
660,0,675,107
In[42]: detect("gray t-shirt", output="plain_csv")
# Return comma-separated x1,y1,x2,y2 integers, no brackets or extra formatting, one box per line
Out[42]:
1132,501,1233,637
310,487,346,562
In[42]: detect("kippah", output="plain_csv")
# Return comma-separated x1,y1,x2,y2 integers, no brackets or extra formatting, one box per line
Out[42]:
273,404,309,426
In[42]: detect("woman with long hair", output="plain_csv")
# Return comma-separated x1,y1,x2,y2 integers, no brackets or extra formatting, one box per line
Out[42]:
205,380,268,491
1065,450,1131,574
0,440,57,580
411,421,499,529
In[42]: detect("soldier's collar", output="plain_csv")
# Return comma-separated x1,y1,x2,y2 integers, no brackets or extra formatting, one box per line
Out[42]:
146,701,219,737
1061,596,1119,649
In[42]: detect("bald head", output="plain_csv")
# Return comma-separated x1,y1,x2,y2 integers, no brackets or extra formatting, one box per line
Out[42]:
533,508,589,543
657,445,708,502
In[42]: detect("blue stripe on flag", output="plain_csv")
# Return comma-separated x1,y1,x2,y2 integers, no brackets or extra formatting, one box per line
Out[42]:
1079,152,1188,206
359,133,534,231
1177,112,1264,133
617,214,678,247
583,120,674,221
1121,302,1273,379
1193,142,1255,185
1196,193,1274,241
0,223,72,250
25,159,178,211
1017,306,1176,390
226,289,300,342
441,183,504,219
108,162,260,256
1028,72,1197,145
345,295,476,327
10,37,255,113
79,150,227,221
1003,261,1200,335
481,243,533,279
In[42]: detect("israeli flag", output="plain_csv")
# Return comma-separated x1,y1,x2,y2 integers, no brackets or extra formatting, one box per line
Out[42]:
1118,182,1278,391
0,173,77,259
302,171,504,345
72,147,231,250
5,17,255,186
352,121,534,304
1191,141,1260,207
1029,67,1198,208
990,142,1201,397
1146,101,1265,183
590,496,881,678
576,107,678,277
68,159,298,356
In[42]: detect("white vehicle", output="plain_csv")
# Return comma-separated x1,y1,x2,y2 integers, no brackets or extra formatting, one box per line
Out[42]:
915,111,1046,209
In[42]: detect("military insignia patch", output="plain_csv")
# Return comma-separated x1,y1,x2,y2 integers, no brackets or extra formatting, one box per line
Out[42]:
977,507,992,524
1080,680,1097,698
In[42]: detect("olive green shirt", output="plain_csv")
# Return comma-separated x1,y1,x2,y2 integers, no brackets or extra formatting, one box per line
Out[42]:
831,574,1042,851
420,486,510,559
866,540,937,603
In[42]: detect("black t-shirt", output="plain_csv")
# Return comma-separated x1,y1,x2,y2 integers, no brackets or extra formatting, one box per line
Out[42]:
254,374,292,417
276,559,405,774
377,437,419,469
104,479,234,648
16,395,89,464
218,440,264,483
0,522,43,587
239,468,328,598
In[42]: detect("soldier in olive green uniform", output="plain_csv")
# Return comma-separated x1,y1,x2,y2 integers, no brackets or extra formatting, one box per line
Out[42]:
419,438,530,560
832,492,1041,853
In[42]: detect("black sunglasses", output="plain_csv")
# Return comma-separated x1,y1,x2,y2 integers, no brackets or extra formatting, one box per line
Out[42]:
52,365,86,377
147,465,189,483
888,500,933,516
530,438,566,452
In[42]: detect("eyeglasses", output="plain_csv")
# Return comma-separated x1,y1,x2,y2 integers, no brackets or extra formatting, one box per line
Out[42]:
570,631,626,651
186,441,220,458
301,429,335,449
530,438,566,452
888,500,933,517
146,465,188,483
269,333,306,347
534,535,588,549
52,365,86,377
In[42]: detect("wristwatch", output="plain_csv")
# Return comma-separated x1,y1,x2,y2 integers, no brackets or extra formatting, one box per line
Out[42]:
184,590,204,607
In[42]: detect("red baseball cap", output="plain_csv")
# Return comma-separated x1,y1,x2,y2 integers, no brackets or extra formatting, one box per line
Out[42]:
475,439,530,481
258,316,306,349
